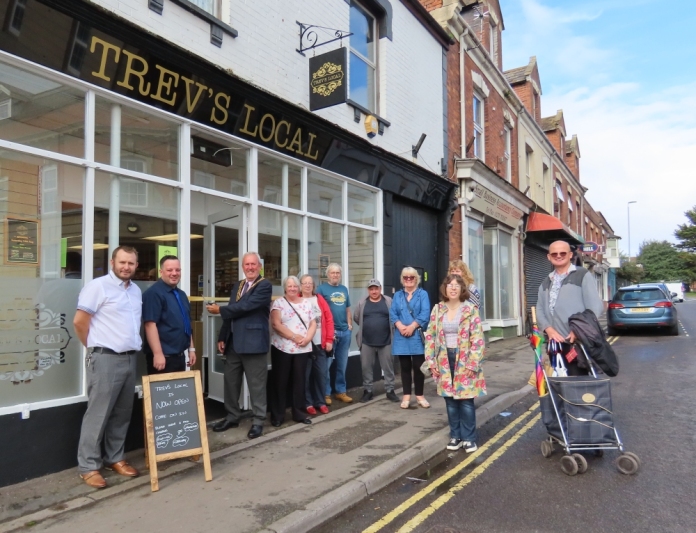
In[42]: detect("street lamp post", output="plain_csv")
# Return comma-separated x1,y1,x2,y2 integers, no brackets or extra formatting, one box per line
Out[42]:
627,200,637,260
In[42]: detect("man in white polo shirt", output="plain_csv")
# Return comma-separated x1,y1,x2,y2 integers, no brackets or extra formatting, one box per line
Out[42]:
73,246,143,489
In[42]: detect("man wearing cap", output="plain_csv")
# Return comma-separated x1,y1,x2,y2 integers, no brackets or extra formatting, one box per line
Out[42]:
353,279,398,403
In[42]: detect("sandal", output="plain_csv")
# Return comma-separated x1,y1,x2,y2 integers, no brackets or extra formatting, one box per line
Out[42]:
416,397,430,408
400,395,411,409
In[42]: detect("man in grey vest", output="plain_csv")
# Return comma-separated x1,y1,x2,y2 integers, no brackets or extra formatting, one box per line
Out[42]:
536,240,604,374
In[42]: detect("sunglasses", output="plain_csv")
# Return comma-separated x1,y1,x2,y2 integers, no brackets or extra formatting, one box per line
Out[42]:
549,252,569,258
403,276,416,281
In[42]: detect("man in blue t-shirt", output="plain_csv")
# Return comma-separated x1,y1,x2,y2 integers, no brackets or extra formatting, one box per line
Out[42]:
317,263,353,403
142,256,196,374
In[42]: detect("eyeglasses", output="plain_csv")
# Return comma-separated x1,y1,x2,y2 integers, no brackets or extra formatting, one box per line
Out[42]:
549,252,569,259
403,276,416,281
446,284,461,289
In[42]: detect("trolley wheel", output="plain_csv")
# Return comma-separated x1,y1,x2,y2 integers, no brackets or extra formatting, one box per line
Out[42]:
572,453,588,474
560,455,579,476
623,451,641,468
616,454,640,475
540,440,554,458
594,449,604,457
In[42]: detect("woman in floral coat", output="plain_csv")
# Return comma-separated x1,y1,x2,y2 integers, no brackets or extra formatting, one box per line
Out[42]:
424,274,486,453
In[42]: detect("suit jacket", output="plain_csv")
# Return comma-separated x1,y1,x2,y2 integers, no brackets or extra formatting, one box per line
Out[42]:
217,277,272,354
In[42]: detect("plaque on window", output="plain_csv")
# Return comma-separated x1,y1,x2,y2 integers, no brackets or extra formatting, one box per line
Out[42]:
6,218,39,265
309,48,347,111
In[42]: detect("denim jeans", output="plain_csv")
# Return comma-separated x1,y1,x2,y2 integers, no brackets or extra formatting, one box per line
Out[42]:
306,348,328,407
326,329,351,395
444,347,476,442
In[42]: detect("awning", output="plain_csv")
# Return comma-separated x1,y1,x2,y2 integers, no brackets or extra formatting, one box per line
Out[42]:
526,212,584,245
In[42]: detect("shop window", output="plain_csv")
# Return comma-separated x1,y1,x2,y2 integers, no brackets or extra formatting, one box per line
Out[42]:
190,130,248,196
347,183,376,226
467,218,485,319
0,151,84,404
258,207,302,295
473,93,484,160
257,153,301,210
95,96,179,181
484,227,514,321
309,219,342,284
94,171,179,283
349,0,378,111
0,62,84,156
308,171,343,220
348,225,375,351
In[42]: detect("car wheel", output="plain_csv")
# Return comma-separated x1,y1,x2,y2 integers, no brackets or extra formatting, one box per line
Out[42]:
607,326,619,336
669,324,679,336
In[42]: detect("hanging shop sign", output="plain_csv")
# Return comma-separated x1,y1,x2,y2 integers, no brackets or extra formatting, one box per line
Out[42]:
469,184,524,228
309,48,347,111
582,241,599,253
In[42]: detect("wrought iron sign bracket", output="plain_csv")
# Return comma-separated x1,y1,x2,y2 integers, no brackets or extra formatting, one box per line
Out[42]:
297,22,352,55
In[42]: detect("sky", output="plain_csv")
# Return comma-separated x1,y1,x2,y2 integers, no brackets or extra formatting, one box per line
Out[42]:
500,0,696,257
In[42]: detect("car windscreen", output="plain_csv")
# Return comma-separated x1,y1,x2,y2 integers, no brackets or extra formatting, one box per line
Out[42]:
615,289,665,302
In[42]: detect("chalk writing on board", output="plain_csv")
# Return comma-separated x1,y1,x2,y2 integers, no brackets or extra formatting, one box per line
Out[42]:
149,376,202,454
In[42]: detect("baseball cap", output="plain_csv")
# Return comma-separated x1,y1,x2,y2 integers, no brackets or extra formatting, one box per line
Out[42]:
367,279,381,288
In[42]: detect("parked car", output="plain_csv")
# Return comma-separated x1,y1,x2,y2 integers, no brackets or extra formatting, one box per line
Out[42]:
607,285,679,336
665,282,684,302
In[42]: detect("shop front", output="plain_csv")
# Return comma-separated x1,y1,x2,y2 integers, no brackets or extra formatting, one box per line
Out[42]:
0,0,453,486
456,159,532,339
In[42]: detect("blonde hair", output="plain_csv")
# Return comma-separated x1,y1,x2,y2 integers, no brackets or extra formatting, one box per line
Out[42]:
448,259,474,287
400,266,421,286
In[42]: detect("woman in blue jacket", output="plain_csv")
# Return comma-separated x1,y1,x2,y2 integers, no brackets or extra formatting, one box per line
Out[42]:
391,267,431,409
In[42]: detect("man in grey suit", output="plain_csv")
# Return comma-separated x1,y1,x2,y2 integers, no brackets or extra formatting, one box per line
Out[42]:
206,252,272,439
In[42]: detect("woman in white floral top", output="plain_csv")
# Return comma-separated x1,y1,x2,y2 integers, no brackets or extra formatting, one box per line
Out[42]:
270,276,316,427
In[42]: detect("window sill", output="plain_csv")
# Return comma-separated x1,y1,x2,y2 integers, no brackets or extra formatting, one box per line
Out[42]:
346,99,390,135
150,0,239,47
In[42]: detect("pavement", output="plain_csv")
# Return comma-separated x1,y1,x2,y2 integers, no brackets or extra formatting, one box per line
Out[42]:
0,335,539,533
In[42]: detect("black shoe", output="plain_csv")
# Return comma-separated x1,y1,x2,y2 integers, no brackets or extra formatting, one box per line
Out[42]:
298,418,312,425
271,419,283,427
248,425,264,439
385,390,400,402
213,419,239,432
360,390,373,403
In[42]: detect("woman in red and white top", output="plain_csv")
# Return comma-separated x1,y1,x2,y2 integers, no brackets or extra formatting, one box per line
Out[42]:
270,276,316,426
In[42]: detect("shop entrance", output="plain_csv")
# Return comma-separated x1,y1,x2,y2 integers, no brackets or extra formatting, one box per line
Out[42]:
202,207,247,403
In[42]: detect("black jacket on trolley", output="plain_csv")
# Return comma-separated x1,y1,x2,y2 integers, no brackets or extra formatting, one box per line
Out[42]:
568,309,619,377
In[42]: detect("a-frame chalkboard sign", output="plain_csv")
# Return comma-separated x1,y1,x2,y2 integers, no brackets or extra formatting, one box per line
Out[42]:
142,370,212,491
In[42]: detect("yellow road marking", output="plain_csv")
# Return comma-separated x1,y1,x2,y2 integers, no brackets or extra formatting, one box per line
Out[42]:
397,413,541,533
362,404,539,533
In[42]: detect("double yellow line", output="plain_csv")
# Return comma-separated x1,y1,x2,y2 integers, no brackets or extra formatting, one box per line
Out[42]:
363,404,541,533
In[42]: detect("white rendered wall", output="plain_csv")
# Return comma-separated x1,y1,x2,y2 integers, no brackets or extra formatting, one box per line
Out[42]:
87,0,446,176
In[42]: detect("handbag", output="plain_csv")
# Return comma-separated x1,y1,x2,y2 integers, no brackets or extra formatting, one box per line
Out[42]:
403,290,426,344
283,298,320,361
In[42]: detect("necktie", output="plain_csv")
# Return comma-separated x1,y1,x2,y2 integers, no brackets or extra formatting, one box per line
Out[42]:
173,290,192,337
241,281,250,296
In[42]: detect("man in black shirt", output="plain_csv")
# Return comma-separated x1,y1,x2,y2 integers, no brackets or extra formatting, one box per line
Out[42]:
353,279,398,403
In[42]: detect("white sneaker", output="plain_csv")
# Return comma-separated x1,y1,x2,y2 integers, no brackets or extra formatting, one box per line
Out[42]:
446,438,463,451
463,441,478,453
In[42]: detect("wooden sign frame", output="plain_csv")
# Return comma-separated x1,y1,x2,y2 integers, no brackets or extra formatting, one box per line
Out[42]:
142,370,212,491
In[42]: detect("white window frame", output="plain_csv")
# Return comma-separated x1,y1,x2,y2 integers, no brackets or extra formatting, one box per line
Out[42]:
503,125,511,181
349,0,378,112
473,93,484,160
0,50,384,416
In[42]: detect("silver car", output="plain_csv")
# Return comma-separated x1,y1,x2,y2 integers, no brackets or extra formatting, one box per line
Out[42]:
607,284,679,336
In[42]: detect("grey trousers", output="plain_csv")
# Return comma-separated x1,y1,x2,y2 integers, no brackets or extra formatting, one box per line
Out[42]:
77,351,138,473
223,348,268,426
360,344,395,393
